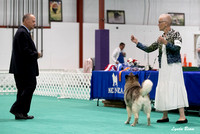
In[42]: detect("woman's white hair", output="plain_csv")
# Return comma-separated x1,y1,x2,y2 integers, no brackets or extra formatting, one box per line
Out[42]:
159,14,172,26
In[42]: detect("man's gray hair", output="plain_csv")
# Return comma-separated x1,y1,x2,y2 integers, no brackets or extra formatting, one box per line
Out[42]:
22,14,33,22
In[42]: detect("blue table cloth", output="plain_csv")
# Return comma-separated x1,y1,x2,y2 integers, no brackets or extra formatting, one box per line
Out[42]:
90,71,145,100
90,71,200,106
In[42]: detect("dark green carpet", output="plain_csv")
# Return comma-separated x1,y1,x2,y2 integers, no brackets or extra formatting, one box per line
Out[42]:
0,95,199,134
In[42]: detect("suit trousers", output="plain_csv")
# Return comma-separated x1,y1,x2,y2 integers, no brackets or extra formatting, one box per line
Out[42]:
10,74,37,116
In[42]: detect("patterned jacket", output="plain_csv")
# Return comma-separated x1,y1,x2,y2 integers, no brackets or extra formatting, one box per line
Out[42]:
136,29,182,68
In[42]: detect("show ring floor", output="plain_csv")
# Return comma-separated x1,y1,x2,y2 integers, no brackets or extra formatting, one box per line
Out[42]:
0,95,199,134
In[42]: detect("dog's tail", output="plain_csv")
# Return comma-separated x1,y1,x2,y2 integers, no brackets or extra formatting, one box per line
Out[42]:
140,79,153,96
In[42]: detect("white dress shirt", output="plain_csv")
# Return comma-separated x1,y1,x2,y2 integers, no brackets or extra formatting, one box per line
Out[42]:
112,47,124,63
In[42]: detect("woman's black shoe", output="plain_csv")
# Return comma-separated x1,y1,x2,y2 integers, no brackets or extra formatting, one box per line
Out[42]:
176,119,188,124
157,118,169,123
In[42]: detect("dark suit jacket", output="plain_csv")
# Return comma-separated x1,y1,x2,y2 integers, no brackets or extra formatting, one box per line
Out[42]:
9,26,39,76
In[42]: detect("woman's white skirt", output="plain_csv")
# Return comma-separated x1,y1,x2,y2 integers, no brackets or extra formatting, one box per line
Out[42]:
154,45,189,111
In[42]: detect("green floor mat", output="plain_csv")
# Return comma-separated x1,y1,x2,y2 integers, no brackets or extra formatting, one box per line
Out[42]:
0,95,199,134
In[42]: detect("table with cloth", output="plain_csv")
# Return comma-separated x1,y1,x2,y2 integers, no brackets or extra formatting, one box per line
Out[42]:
90,71,200,107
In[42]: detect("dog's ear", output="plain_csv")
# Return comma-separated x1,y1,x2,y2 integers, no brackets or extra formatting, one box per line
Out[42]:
125,75,129,80
135,74,139,79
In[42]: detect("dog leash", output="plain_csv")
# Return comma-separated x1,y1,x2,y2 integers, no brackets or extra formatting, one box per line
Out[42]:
147,56,158,79
147,42,163,79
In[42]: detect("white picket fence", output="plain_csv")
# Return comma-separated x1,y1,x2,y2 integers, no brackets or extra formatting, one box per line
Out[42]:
0,70,92,100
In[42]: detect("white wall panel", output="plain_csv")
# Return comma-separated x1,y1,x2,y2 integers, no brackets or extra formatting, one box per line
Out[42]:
39,22,79,69
0,29,12,70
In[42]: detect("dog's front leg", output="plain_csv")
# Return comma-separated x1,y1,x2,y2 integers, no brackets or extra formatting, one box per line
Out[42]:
125,106,131,124
131,113,138,126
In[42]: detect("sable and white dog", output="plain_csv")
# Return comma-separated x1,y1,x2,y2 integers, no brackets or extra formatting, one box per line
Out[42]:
124,72,153,126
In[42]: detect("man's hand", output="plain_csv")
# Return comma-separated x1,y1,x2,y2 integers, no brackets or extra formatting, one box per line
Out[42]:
131,35,138,44
38,52,42,58
197,48,200,53
122,52,126,57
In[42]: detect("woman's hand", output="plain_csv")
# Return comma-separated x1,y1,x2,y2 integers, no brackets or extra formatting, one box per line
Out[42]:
131,35,138,44
157,36,167,45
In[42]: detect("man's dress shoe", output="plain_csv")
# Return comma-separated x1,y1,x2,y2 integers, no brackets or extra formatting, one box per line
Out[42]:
15,114,27,120
11,111,34,120
25,115,34,119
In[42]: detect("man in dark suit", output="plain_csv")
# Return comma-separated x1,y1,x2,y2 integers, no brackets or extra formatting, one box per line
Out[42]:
9,14,41,120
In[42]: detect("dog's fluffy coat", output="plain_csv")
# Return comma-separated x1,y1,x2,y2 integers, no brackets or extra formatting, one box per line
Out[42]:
124,72,153,126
